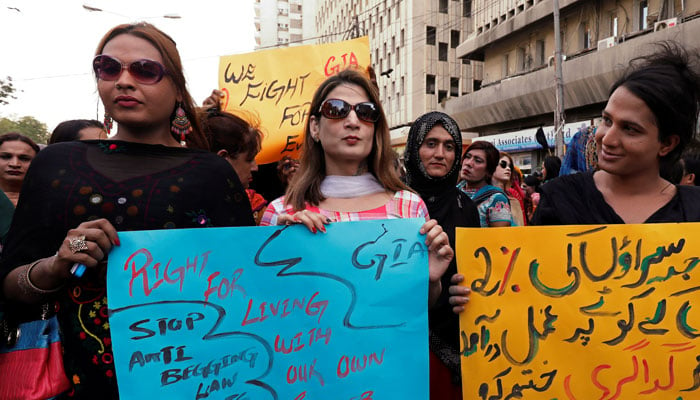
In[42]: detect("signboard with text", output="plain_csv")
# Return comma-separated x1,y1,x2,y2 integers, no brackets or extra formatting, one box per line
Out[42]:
456,223,700,399
218,37,371,164
472,121,587,153
107,219,428,399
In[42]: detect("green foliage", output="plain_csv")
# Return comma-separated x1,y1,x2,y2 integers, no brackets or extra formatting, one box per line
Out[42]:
0,116,50,144
0,77,16,106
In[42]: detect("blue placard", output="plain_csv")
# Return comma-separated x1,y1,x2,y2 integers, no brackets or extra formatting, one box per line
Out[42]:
106,219,428,399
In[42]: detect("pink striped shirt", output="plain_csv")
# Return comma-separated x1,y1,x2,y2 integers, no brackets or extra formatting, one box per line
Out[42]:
260,190,429,226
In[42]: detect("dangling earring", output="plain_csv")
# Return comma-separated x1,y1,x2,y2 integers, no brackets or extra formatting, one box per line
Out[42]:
103,112,113,135
171,103,192,146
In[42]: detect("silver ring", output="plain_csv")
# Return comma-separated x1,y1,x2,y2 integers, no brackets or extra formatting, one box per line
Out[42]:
68,235,89,254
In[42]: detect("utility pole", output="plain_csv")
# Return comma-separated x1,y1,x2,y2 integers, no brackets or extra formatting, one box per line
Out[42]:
553,0,565,158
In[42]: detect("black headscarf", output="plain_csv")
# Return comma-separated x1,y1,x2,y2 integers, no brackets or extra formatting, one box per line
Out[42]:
403,112,479,382
404,111,467,222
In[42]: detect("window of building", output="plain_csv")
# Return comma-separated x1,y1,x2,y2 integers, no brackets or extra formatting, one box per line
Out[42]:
387,52,391,68
391,81,396,95
502,53,510,77
387,96,391,114
535,40,545,66
426,26,436,45
439,0,448,13
387,7,391,24
610,13,618,37
463,0,472,17
426,74,436,94
639,1,648,29
474,79,482,91
400,77,405,95
391,36,395,49
379,16,383,28
438,90,448,103
372,23,376,36
580,22,591,49
396,2,400,18
450,78,459,97
516,46,527,71
400,29,405,46
396,47,400,65
439,42,448,61
451,30,460,48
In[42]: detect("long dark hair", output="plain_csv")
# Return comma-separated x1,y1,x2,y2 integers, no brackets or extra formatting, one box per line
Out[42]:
609,41,700,169
49,119,104,144
95,22,208,150
543,155,561,182
200,109,262,159
285,69,409,210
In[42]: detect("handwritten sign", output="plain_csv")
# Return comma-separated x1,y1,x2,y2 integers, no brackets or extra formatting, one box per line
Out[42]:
107,219,428,399
456,224,700,399
218,37,370,165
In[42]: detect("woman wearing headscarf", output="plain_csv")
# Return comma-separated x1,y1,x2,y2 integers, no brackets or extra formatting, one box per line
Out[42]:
404,111,479,399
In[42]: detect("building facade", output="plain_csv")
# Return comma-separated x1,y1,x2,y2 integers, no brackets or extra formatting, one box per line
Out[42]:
254,0,318,49
315,0,478,147
444,0,700,171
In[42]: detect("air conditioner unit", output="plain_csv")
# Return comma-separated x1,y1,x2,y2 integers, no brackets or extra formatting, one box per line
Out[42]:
654,17,679,31
547,55,567,67
597,36,617,51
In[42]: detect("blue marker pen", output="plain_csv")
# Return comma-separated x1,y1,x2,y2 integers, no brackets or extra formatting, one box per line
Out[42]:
71,263,87,278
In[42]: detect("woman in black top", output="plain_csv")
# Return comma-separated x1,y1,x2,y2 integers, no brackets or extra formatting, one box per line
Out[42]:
533,42,700,225
0,23,253,399
404,111,479,399
450,42,700,316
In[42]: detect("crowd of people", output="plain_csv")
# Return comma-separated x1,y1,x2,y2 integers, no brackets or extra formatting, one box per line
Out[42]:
0,21,699,399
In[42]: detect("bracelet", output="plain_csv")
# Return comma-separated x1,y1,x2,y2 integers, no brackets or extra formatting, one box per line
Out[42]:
17,259,63,300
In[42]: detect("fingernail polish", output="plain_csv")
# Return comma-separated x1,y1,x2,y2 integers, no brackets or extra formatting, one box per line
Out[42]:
114,237,120,246
320,226,326,233
311,227,317,234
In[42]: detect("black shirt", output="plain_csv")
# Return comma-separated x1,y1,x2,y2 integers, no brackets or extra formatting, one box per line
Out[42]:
532,172,700,225
0,140,254,399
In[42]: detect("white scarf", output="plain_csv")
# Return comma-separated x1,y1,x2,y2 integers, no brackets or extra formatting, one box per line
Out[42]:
320,173,385,198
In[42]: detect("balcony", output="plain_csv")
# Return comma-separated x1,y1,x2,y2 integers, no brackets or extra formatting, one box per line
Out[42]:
444,17,700,132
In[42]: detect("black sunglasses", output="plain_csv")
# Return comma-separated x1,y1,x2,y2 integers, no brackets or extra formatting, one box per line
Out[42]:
318,99,380,123
93,55,168,85
499,160,513,169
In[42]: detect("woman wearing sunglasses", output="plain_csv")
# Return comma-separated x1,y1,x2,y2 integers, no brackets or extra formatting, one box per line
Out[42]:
260,69,453,308
0,23,254,399
492,152,526,226
403,111,479,399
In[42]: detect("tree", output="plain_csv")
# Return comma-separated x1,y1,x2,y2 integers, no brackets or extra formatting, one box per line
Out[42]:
0,77,16,106
0,116,50,144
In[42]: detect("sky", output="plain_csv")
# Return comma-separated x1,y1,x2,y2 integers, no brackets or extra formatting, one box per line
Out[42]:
0,0,256,132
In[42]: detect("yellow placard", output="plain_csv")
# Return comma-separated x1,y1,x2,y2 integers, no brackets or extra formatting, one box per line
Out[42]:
456,224,700,399
218,37,371,165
